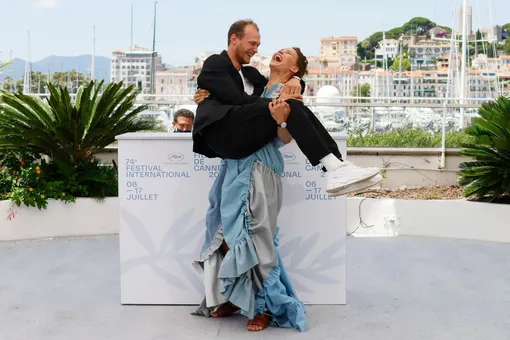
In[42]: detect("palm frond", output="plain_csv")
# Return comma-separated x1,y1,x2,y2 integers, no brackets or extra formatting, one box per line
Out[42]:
458,96,510,201
0,80,161,162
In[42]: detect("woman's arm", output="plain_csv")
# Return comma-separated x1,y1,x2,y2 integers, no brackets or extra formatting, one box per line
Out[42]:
277,127,293,144
269,100,293,144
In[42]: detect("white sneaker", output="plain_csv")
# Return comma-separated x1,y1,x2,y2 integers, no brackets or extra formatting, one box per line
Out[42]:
325,161,380,194
328,174,383,196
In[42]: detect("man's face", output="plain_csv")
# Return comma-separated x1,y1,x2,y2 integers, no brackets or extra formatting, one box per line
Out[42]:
232,25,260,65
173,116,193,132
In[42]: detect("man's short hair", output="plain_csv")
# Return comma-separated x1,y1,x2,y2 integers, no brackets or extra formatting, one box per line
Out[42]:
227,19,259,46
173,109,194,122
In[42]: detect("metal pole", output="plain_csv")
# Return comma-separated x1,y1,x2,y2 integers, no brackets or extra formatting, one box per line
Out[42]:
151,1,158,95
440,102,447,169
131,4,134,51
23,30,32,94
459,0,468,128
399,36,403,103
92,25,96,81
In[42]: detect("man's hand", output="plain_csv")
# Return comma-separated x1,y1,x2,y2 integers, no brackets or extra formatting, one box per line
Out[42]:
193,88,210,105
268,99,290,125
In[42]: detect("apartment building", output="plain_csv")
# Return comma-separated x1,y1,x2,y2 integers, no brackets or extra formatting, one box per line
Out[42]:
471,54,500,71
320,36,358,64
501,56,510,70
408,40,451,70
375,39,400,60
305,68,338,96
155,68,194,99
467,70,499,98
458,5,473,36
481,25,504,42
110,45,163,92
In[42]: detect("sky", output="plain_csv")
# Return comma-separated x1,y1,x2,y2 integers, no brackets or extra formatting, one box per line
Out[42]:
2,0,509,67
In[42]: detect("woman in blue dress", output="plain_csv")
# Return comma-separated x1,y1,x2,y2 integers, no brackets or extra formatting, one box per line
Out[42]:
193,48,311,332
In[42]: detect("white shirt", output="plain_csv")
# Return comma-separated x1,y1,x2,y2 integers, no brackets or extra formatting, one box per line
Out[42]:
239,70,254,95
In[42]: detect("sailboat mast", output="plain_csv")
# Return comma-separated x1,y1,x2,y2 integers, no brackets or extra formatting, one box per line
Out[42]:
459,0,468,128
150,1,158,95
92,25,96,81
131,4,134,51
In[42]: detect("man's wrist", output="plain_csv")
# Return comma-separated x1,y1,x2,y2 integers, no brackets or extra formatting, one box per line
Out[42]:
292,75,301,81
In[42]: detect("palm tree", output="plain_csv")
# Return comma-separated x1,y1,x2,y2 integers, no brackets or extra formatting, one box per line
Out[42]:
458,96,510,201
0,80,164,162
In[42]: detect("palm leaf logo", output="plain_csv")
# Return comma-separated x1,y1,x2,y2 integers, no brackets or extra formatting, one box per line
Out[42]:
120,207,205,293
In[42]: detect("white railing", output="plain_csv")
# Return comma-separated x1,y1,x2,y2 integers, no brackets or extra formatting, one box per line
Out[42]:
129,96,490,170
132,94,497,107
22,93,487,132
20,92,493,169
14,92,500,105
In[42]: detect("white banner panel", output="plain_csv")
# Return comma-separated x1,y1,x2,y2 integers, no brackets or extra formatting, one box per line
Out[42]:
117,133,347,305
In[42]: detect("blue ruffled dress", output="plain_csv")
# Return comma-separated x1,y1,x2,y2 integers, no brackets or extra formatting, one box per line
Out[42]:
193,84,307,332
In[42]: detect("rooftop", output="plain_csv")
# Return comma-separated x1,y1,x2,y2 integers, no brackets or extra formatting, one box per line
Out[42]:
2,234,509,339
321,36,358,42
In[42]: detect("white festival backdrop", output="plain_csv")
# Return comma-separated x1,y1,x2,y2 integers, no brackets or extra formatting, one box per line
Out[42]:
117,133,347,305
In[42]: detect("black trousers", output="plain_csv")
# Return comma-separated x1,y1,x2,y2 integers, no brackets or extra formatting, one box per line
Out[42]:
202,99,343,167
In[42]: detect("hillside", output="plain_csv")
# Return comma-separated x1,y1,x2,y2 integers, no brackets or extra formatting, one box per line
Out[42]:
358,17,510,60
0,55,111,81
358,17,452,60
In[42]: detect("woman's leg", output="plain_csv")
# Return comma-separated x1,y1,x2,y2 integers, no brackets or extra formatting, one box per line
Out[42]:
203,100,379,194
210,241,240,318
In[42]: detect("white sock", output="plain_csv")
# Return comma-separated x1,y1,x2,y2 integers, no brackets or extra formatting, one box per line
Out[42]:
319,153,343,172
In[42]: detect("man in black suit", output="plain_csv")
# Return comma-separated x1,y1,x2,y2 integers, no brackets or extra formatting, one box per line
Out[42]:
193,19,380,195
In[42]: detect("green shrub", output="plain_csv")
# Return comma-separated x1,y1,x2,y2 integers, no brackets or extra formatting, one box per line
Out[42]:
458,97,510,201
0,81,159,210
0,150,117,209
348,127,474,148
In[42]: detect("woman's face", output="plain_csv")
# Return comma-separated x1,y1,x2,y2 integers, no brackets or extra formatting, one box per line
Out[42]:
269,48,299,75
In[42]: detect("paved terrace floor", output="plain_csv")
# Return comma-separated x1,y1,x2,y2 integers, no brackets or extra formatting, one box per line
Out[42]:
1,235,510,340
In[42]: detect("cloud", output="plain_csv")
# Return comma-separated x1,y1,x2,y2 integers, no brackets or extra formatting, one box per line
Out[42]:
32,0,59,9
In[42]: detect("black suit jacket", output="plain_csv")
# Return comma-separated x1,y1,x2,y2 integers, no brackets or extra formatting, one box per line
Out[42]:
192,50,304,158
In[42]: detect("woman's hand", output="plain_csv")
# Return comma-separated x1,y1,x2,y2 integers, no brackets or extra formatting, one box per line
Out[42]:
279,77,303,102
268,99,290,125
193,88,210,105
280,77,301,96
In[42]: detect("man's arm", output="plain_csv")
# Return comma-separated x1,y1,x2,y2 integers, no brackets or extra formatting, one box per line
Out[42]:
197,55,263,105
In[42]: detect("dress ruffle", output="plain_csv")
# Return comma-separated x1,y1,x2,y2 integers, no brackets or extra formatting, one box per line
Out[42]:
255,231,307,332
193,138,307,332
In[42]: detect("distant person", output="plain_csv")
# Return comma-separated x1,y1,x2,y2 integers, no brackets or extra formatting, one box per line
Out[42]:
172,109,194,132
